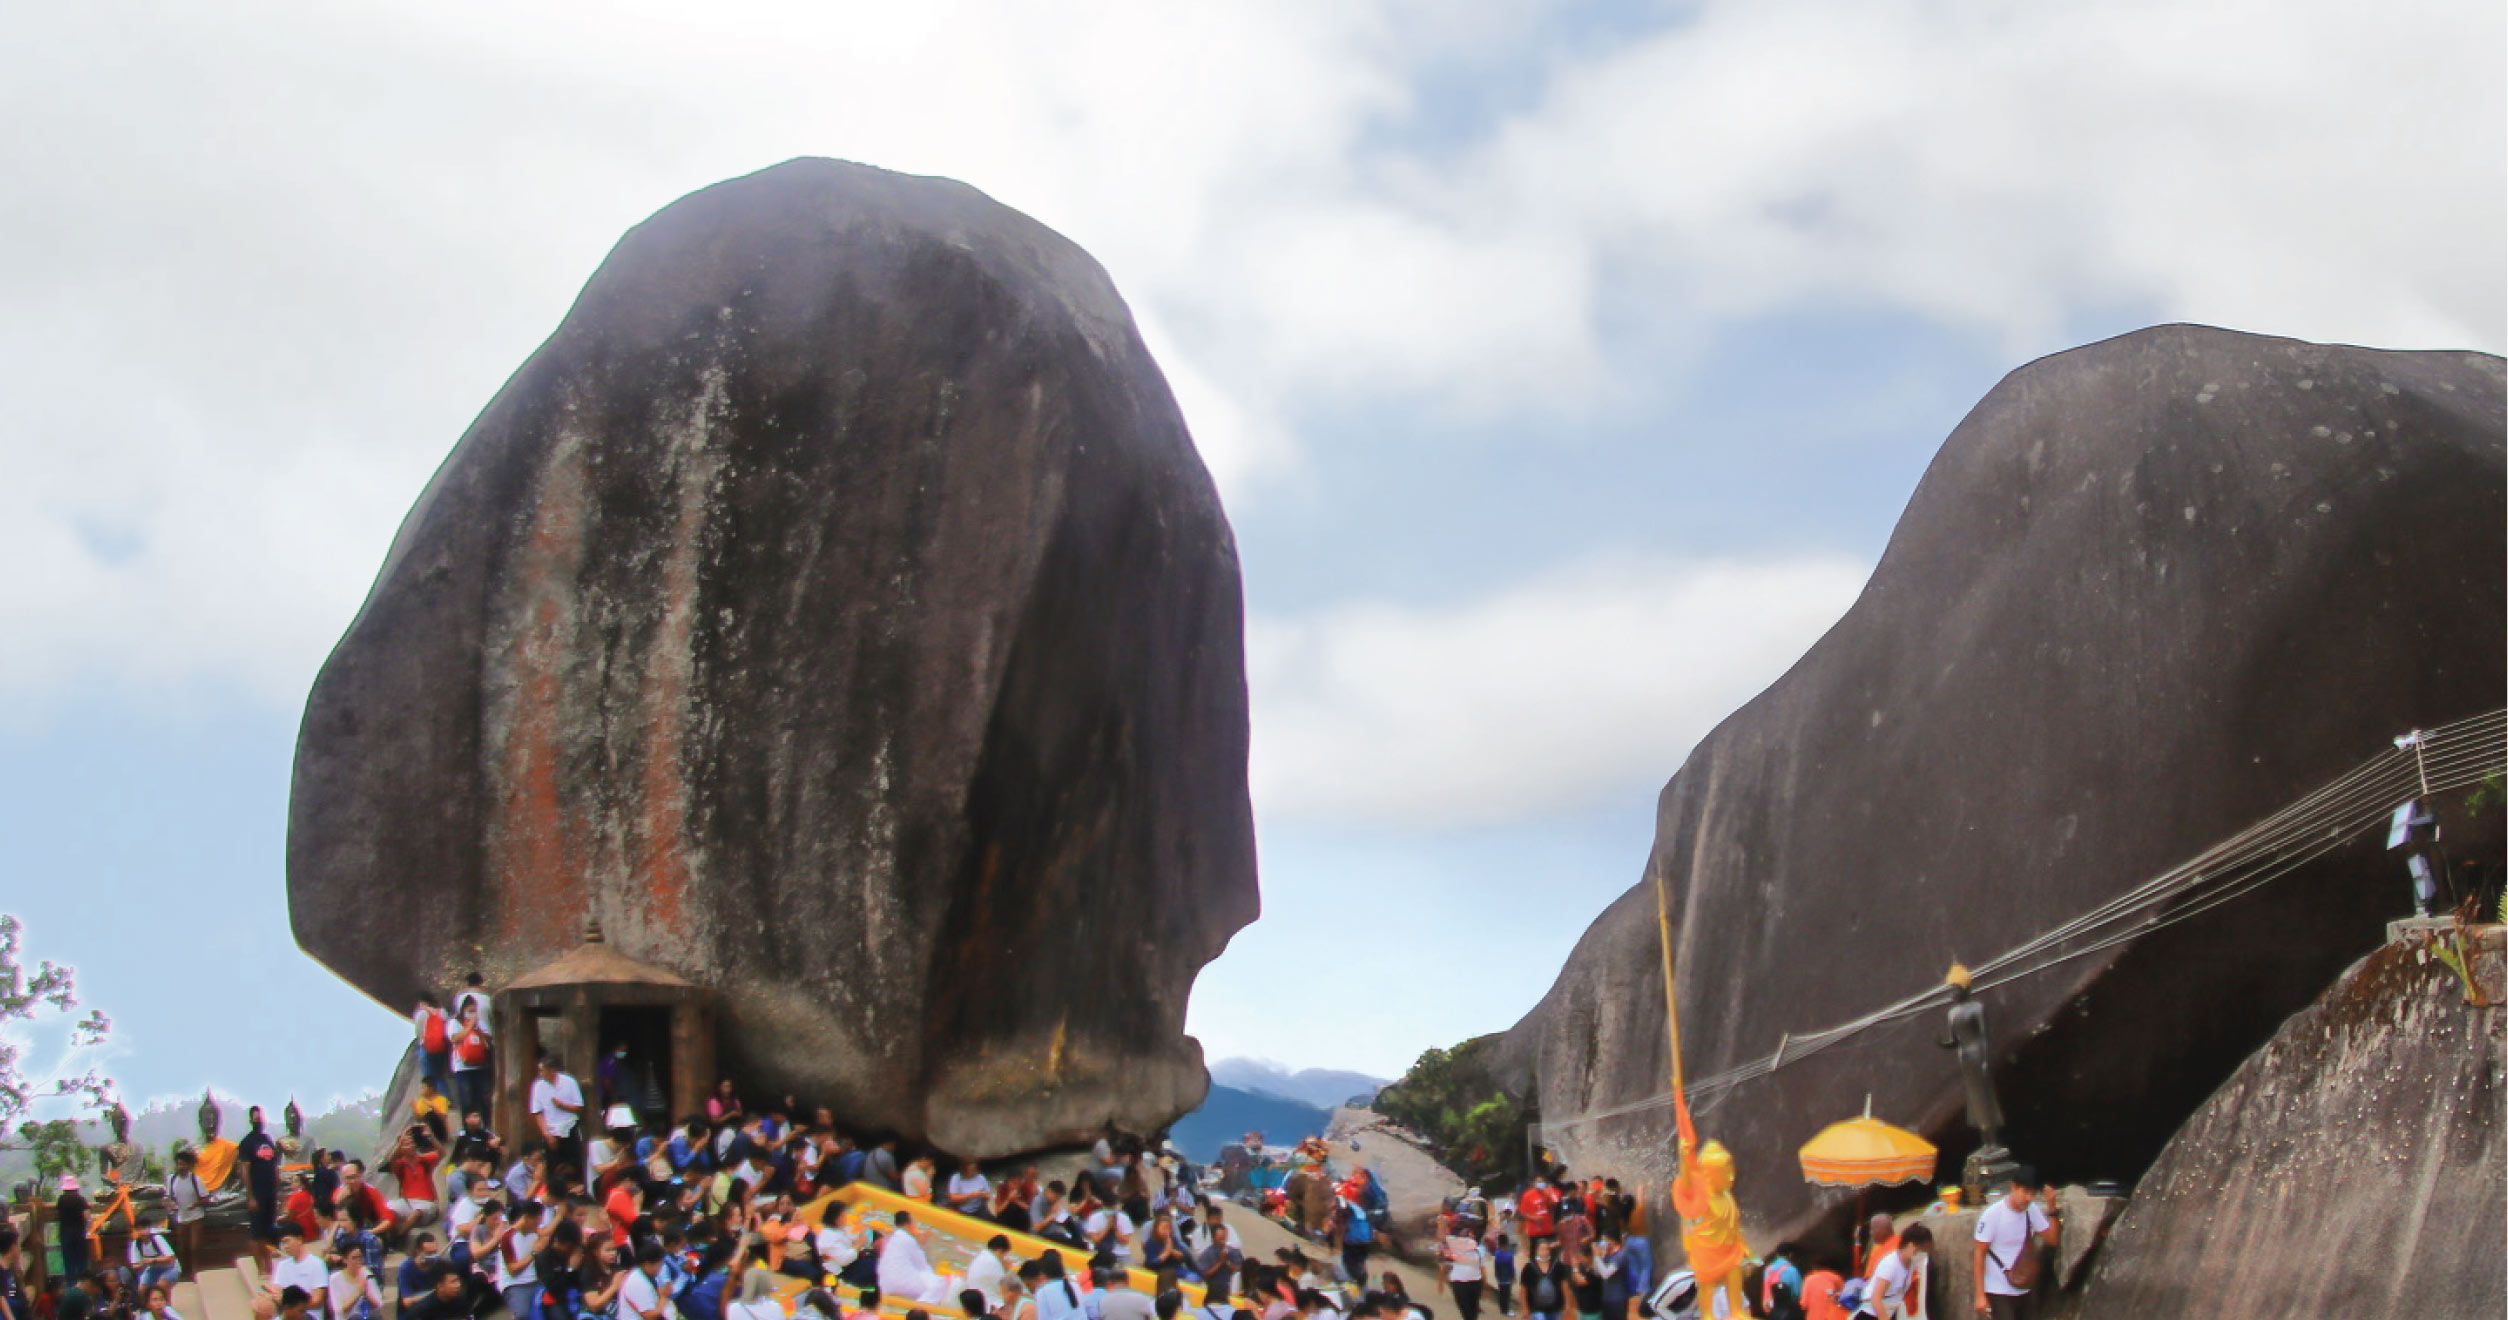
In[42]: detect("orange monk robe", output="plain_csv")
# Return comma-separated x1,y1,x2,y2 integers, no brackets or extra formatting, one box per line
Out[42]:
193,1138,242,1192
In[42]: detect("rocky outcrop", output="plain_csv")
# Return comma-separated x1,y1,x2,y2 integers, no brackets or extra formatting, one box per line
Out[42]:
2080,931,2503,1318
1499,327,2504,1246
287,159,1258,1157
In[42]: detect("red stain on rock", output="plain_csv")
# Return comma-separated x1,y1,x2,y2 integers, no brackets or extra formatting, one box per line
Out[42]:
487,437,592,961
630,416,724,939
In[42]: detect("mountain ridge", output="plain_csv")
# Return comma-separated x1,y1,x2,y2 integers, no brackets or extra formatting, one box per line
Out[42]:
1206,1057,1386,1110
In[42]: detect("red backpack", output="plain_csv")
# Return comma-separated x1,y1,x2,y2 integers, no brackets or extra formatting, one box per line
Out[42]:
456,1024,490,1066
420,1008,449,1055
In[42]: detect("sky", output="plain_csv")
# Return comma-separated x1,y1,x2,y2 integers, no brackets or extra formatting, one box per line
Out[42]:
0,0,2500,1116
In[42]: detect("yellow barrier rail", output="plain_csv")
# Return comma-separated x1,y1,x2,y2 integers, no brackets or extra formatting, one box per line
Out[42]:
789,1183,1209,1317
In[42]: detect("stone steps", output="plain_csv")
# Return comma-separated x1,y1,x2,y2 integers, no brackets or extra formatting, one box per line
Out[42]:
192,1265,259,1320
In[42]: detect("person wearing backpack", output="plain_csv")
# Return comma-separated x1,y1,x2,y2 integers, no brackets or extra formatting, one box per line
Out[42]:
413,994,454,1094
128,1211,182,1293
1969,1170,2056,1320
1759,1242,1805,1320
450,1001,495,1122
1516,1237,1565,1320
1331,1195,1373,1288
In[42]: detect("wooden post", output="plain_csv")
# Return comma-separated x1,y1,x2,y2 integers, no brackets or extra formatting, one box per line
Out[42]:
497,1004,542,1153
26,1192,50,1291
674,995,715,1124
563,995,599,1099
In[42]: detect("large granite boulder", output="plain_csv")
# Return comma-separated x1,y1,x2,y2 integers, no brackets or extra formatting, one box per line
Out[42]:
287,159,1259,1157
1498,327,2504,1247
2080,930,2503,1318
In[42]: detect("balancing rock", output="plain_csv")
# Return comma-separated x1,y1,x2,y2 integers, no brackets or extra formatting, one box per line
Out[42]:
287,159,1259,1157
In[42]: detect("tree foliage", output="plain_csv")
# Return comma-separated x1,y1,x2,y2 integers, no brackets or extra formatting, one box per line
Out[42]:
12,1118,90,1183
0,914,117,1141
1374,1034,1531,1192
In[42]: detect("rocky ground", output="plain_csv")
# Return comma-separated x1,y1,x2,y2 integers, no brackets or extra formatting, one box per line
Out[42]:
1217,1199,1450,1313
1199,1104,1467,1315
1322,1106,1468,1258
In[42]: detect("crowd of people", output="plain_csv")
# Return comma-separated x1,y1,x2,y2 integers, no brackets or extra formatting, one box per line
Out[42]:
1,1111,2059,1320
1300,1142,2055,1320
0,979,2062,1320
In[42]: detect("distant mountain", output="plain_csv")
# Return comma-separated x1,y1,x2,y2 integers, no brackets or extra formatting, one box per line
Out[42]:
1206,1058,1386,1111
1167,1084,1331,1164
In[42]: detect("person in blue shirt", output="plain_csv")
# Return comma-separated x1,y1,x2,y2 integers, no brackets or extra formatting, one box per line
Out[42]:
670,1121,713,1176
675,1239,737,1320
1757,1241,1802,1320
1604,1231,1651,1320
399,1233,446,1309
830,1137,867,1187
1032,1255,1085,1320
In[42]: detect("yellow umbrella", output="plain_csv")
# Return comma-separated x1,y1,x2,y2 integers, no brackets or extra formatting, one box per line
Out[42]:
1798,1099,1937,1186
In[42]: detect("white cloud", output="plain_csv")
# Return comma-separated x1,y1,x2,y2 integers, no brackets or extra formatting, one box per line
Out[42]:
0,0,2496,704
1248,554,1871,827
1455,0,2506,356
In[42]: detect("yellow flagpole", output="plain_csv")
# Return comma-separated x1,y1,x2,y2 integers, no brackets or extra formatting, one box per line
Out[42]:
1651,862,1687,1104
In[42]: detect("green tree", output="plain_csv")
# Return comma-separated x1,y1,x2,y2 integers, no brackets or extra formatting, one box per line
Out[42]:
1376,1035,1530,1190
13,1118,90,1183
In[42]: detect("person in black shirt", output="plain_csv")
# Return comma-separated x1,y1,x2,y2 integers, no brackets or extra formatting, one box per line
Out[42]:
402,1265,491,1320
1518,1238,1567,1320
1565,1248,1603,1320
56,1179,92,1286
310,1151,342,1219
0,1224,29,1320
451,1112,503,1169
241,1107,281,1266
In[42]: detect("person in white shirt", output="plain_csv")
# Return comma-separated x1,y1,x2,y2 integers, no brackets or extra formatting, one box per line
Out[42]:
448,1181,492,1239
328,1254,383,1320
1438,1219,1489,1320
165,1150,212,1239
814,1219,860,1272
1970,1173,2057,1320
615,1242,677,1320
529,1055,586,1182
965,1235,1014,1311
1857,1224,1930,1320
449,1000,495,1124
1083,1205,1136,1263
263,1227,331,1320
900,1156,936,1203
875,1213,955,1305
496,1201,543,1319
452,976,492,1030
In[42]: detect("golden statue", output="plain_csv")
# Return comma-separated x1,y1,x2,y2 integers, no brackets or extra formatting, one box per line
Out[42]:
1671,1099,1748,1320
1653,863,1749,1320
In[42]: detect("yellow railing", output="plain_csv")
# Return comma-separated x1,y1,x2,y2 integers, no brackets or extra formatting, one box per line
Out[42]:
789,1183,1209,1317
